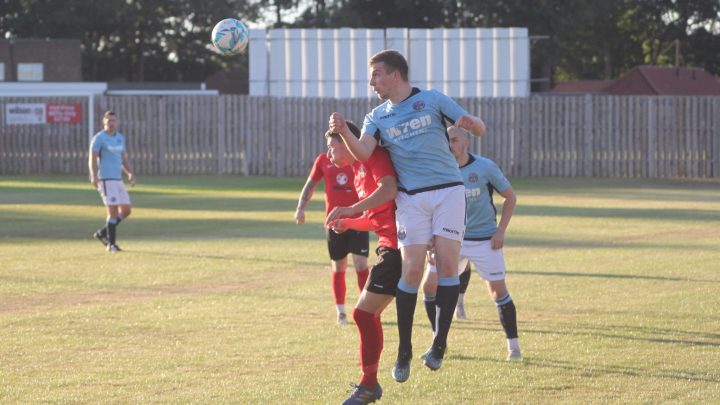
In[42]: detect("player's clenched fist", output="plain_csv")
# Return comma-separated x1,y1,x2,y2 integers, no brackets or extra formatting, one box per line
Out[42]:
454,115,474,131
329,112,348,135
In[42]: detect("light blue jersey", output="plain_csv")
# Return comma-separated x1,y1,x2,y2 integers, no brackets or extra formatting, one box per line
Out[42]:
90,131,126,180
462,154,511,240
362,88,468,194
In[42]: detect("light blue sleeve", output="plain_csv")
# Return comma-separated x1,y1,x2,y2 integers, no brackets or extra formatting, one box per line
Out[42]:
90,135,102,153
431,89,468,123
489,161,511,193
362,113,378,138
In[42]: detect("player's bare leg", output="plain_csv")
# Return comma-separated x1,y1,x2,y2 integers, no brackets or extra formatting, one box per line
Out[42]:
351,253,370,292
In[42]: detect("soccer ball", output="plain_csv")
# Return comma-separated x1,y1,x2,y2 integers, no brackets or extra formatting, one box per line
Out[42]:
211,18,249,56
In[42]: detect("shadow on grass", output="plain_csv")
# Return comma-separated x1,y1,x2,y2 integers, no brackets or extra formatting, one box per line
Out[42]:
127,248,327,267
515,204,720,222
512,269,720,284
520,357,720,383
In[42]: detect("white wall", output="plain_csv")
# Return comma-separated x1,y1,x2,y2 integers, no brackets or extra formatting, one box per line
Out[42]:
249,27,530,98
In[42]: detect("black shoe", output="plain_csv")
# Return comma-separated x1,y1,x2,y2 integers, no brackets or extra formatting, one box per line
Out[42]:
107,244,122,253
391,350,412,383
93,231,109,247
342,383,382,405
423,346,445,371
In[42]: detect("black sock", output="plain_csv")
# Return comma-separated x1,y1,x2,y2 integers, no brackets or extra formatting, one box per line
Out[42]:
496,294,518,339
423,295,436,333
107,219,118,245
459,267,471,294
99,216,121,238
395,287,417,355
433,282,460,356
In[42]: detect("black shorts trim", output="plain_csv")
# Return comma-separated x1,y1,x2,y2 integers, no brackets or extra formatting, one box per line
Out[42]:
398,181,464,195
326,228,370,261
464,236,492,241
365,246,402,296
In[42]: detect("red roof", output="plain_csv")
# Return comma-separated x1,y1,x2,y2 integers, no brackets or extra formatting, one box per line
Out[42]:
605,66,720,95
552,66,720,95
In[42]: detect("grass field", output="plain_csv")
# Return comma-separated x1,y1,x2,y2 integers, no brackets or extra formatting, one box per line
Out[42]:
1,175,719,404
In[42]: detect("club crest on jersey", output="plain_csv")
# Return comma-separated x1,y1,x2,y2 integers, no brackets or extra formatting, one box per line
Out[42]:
397,226,407,240
336,173,348,185
413,100,425,111
468,172,479,183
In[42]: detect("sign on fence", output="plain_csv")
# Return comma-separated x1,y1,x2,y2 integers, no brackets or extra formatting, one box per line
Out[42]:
47,103,82,124
5,103,46,125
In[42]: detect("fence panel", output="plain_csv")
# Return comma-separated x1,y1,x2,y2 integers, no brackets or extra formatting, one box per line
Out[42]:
1,95,718,178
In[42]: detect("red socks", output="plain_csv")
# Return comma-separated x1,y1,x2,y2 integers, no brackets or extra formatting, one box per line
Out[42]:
353,308,382,387
332,272,346,305
356,268,369,292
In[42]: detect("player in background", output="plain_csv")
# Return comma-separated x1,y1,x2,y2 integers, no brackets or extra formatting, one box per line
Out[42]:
89,111,135,253
454,263,472,320
422,126,521,361
324,122,400,405
329,49,485,381
295,150,370,325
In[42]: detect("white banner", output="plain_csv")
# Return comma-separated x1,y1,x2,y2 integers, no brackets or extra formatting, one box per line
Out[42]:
5,103,47,125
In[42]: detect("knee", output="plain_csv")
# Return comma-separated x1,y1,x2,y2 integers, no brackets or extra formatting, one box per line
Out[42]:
402,270,423,286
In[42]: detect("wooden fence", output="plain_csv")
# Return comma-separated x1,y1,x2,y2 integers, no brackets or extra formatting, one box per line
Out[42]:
1,95,719,178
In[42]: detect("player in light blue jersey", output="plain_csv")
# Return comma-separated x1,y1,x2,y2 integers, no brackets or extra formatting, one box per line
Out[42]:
422,126,521,361
329,49,486,382
88,111,135,253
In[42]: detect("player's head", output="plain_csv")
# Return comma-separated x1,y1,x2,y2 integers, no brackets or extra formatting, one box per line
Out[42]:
325,121,361,168
102,111,118,132
447,126,470,162
368,50,409,100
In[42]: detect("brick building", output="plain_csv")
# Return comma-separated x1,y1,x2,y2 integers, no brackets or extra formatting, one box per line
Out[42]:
0,39,82,82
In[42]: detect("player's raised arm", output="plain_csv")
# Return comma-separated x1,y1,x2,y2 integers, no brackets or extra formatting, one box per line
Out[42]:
329,112,377,161
455,114,486,138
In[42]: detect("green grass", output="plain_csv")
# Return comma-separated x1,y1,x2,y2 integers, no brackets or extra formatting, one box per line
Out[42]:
1,175,719,404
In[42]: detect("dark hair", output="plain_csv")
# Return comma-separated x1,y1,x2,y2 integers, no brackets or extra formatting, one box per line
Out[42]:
368,50,409,81
102,110,116,119
325,120,361,140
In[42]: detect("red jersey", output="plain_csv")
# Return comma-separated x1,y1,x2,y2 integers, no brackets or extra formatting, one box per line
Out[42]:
352,147,398,249
309,153,359,215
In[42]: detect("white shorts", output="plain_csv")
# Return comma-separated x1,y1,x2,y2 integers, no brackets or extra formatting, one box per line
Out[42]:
98,180,131,206
395,185,466,248
427,240,506,281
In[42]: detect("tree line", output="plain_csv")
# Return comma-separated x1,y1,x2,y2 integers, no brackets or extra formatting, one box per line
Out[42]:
2,0,719,90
